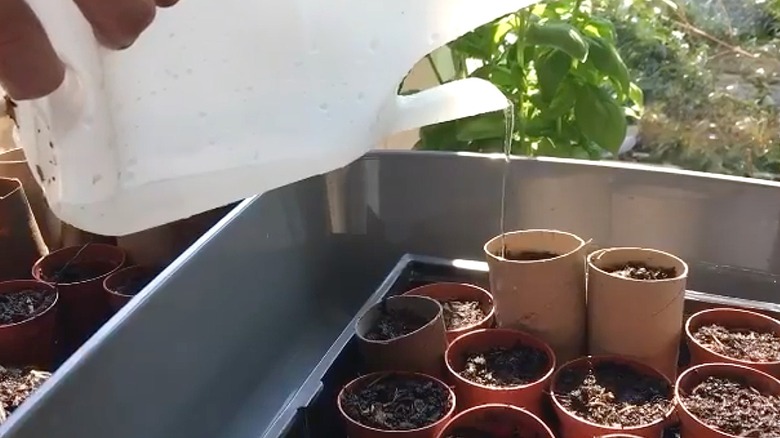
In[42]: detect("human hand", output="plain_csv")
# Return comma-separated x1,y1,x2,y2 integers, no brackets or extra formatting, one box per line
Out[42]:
0,0,178,100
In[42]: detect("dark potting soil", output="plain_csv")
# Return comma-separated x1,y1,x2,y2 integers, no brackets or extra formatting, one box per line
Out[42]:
43,262,115,283
693,323,780,362
680,376,780,437
460,345,550,387
606,262,676,280
0,366,51,423
554,362,672,428
340,374,450,430
444,427,536,438
0,289,55,325
365,308,429,341
442,300,486,330
501,250,559,261
113,273,155,297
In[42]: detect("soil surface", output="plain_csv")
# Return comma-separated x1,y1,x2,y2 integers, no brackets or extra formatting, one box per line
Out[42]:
441,300,486,330
606,262,676,280
0,289,55,325
113,273,155,297
502,250,559,261
693,323,780,362
444,427,534,438
554,362,672,427
43,262,115,283
341,374,450,430
680,376,780,437
0,367,51,423
460,345,550,387
365,308,429,341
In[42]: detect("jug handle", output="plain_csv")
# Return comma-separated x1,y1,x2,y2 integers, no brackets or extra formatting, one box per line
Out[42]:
382,78,509,136
13,0,118,205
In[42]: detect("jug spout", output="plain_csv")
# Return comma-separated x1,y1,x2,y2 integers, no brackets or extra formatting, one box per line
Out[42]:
380,78,509,137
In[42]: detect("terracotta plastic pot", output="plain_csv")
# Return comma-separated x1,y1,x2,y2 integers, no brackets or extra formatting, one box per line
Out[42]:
444,328,555,416
587,247,688,381
338,371,456,438
104,265,159,312
356,295,447,378
550,356,674,438
435,404,555,438
686,307,780,376
484,229,587,365
596,435,644,438
676,363,780,438
0,178,48,281
0,280,57,368
32,244,126,358
402,282,495,343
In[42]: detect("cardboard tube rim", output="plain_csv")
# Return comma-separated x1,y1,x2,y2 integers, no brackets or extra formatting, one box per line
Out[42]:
0,177,22,199
587,247,689,283
484,229,587,265
355,295,444,345
402,282,496,337
685,307,780,366
551,355,675,432
444,328,556,392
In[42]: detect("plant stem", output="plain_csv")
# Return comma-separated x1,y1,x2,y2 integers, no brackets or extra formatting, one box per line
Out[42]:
426,53,445,85
515,11,529,155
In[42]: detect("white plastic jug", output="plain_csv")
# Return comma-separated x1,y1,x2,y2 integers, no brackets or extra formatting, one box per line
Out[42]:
13,0,537,236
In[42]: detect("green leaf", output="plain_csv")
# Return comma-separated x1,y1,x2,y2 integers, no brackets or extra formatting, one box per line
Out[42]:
526,22,589,62
535,49,572,101
629,82,645,110
540,81,577,120
489,66,517,89
455,112,506,142
583,18,617,43
419,121,461,150
585,36,630,97
574,84,627,153
536,137,573,157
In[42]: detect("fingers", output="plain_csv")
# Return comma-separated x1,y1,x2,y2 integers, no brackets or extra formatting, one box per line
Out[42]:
155,0,179,7
73,0,157,49
0,0,65,99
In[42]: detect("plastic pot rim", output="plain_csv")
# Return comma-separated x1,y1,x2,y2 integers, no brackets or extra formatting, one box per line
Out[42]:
0,280,57,329
550,355,675,433
403,282,495,338
32,243,125,286
337,371,457,434
445,328,556,392
355,295,444,345
587,247,689,284
675,362,780,438
483,229,586,265
436,403,555,438
104,265,158,299
685,307,780,367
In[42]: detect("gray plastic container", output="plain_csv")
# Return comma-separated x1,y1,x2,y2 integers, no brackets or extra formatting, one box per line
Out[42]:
2,151,780,438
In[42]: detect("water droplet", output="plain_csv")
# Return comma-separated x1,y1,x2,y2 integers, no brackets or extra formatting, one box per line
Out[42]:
169,33,175,38
357,92,365,101
198,111,207,118
208,139,216,145
369,38,380,51
294,60,303,67
430,33,441,43
319,103,329,111
186,68,193,75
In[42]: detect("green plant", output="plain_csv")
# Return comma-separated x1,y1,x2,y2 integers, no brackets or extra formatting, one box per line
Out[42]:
418,0,643,159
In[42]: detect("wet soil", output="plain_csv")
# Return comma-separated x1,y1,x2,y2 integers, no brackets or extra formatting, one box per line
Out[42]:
341,374,450,430
554,362,672,427
0,366,51,423
365,308,429,341
43,262,115,283
680,376,780,437
113,273,155,297
606,262,676,280
501,250,559,261
0,289,55,325
460,345,550,387
445,427,534,438
693,323,780,362
442,300,486,330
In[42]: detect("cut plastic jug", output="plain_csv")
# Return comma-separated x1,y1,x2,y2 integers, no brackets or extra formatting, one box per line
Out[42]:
12,0,539,236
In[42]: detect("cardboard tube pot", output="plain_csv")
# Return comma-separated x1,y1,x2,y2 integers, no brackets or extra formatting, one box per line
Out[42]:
444,328,555,416
356,295,447,378
338,371,456,438
676,363,780,438
587,247,688,381
483,229,587,364
32,244,126,358
686,307,780,377
0,178,48,281
403,283,495,343
104,265,159,313
550,356,674,438
0,280,57,368
435,404,555,438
